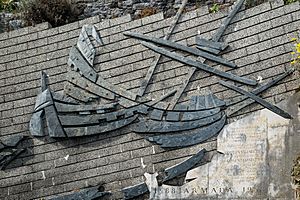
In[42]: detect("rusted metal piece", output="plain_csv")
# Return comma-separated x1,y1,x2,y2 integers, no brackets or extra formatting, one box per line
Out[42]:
226,69,295,116
125,31,236,68
0,135,27,170
148,115,226,148
136,0,189,97
219,80,292,119
142,42,256,86
163,148,206,182
133,111,223,133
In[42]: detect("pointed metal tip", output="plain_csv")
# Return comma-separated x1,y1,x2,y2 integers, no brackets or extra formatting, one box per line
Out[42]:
41,71,48,92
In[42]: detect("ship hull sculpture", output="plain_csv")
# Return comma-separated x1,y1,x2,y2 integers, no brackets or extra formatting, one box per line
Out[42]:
28,0,294,199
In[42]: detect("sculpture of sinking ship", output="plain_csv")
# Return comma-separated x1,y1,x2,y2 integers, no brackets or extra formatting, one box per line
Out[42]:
29,0,293,152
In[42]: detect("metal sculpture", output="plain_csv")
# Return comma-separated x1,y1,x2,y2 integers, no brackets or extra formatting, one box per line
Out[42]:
121,149,206,199
26,0,296,198
49,185,110,200
0,134,26,170
219,80,292,119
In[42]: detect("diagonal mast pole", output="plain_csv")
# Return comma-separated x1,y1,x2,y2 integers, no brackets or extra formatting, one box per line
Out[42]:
168,0,246,109
137,0,189,97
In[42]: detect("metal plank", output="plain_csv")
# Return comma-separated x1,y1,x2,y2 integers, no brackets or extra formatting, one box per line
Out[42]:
44,105,66,137
168,0,246,109
148,115,226,148
226,68,295,115
52,90,80,104
165,111,180,121
136,0,189,97
96,75,137,100
196,46,220,55
55,102,118,113
0,148,26,170
162,148,206,182
68,46,98,83
149,109,165,120
142,42,257,85
212,0,246,41
219,81,292,119
64,82,99,103
67,70,115,100
196,37,228,50
65,115,138,137
124,32,236,68
122,182,148,200
49,185,110,200
181,107,220,121
133,111,223,133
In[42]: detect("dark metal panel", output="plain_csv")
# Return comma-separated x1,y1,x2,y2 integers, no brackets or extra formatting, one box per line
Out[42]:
0,148,26,170
44,106,66,137
68,46,98,83
196,37,228,50
122,182,149,200
219,81,292,119
1,135,24,147
181,107,220,121
148,115,226,148
55,102,118,113
65,115,138,137
124,32,236,68
163,148,206,182
133,111,223,133
150,109,165,120
48,185,111,200
34,89,53,111
165,111,180,121
67,70,116,100
142,42,257,86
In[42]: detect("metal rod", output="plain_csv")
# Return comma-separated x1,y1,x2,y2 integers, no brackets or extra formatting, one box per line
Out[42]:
137,0,189,97
219,80,292,119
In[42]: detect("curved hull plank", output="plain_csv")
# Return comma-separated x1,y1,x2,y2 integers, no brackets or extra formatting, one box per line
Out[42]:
148,115,226,148
181,107,220,121
67,70,116,100
64,82,99,103
59,105,143,126
133,111,223,133
64,115,138,137
188,94,225,111
55,102,118,113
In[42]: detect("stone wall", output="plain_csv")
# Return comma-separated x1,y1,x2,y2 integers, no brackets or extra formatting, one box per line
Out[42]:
0,0,299,199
